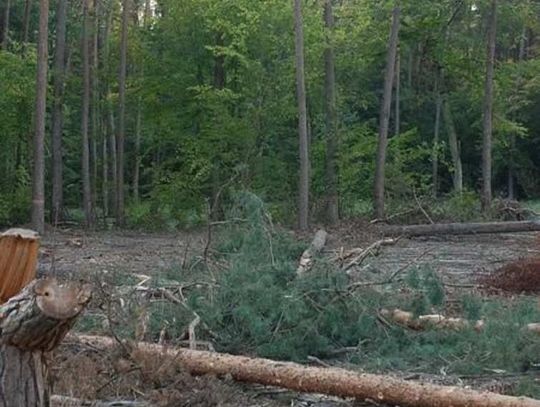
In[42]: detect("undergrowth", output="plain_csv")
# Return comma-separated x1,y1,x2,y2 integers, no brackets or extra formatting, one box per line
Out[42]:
78,193,540,397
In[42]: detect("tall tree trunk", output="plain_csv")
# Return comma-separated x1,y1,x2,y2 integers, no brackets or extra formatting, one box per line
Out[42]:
91,0,99,216
117,0,129,226
373,6,400,220
443,100,463,194
481,0,497,210
432,75,442,197
293,0,309,230
102,129,109,217
133,100,142,204
508,26,527,200
81,0,93,228
31,0,50,235
51,0,68,225
323,0,338,225
22,0,32,45
1,0,10,50
394,50,400,137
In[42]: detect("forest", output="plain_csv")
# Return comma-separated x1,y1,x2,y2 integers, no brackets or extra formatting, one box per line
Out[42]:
2,0,540,406
0,0,539,230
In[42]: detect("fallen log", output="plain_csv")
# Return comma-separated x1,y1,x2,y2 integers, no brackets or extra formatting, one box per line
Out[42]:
384,220,540,237
297,229,328,275
73,335,540,407
380,308,485,331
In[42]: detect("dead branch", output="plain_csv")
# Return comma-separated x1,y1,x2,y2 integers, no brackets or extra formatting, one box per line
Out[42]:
342,237,399,272
72,335,540,407
50,395,149,407
380,308,485,332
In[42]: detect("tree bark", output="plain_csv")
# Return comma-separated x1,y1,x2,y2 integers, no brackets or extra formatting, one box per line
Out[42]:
323,0,339,225
117,0,129,226
1,0,10,50
51,0,68,225
133,100,142,204
293,0,310,231
384,220,540,237
75,335,540,407
81,0,93,228
394,50,400,137
0,280,91,407
31,0,50,236
373,6,400,220
481,0,497,211
90,0,99,216
443,100,463,194
297,229,328,276
22,0,32,45
432,75,442,197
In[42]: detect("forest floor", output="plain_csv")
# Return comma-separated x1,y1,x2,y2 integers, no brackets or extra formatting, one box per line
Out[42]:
40,225,540,406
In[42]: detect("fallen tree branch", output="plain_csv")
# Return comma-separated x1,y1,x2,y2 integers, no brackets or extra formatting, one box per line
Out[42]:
342,238,399,272
380,308,485,332
384,220,540,237
297,230,328,276
50,395,149,407
71,335,540,407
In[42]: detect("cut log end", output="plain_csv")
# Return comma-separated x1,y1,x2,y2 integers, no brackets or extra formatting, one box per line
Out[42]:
35,279,92,319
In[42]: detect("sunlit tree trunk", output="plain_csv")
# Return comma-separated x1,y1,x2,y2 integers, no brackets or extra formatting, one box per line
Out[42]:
373,5,400,220
81,0,93,228
31,0,50,235
481,0,497,210
293,0,310,230
117,0,129,225
323,0,338,225
51,0,68,224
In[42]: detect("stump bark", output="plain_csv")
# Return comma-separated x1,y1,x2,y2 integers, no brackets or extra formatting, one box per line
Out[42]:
0,228,92,407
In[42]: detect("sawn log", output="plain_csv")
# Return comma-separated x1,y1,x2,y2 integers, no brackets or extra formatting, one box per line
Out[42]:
73,335,540,407
384,220,540,237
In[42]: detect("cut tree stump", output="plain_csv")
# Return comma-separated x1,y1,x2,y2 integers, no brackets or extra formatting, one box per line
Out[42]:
0,228,40,303
74,335,540,407
297,229,328,275
384,220,540,237
0,228,92,407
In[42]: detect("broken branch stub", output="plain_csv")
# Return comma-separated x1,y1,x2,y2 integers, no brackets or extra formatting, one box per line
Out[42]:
297,229,328,276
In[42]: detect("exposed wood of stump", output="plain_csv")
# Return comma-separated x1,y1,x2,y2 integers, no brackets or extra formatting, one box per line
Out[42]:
0,228,39,303
384,220,540,237
0,279,92,407
75,335,540,407
297,229,328,275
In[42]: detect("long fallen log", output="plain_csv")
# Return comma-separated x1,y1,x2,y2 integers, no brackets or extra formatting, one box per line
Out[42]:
384,220,540,237
72,335,540,407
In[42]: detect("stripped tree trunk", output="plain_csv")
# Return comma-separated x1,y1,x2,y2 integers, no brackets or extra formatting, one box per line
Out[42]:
373,6,400,220
75,335,540,407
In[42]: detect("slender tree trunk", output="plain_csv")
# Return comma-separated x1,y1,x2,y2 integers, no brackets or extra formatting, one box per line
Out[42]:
394,50,400,137
81,0,93,228
1,0,10,50
102,129,109,217
293,0,309,230
51,0,68,225
432,74,441,197
407,48,412,88
31,0,50,235
373,6,400,220
323,0,338,225
508,26,527,200
22,0,32,46
117,0,129,226
443,100,463,194
133,100,142,204
481,0,497,211
91,0,99,216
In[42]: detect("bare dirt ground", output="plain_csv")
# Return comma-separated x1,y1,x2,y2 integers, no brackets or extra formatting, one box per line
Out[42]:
41,226,540,406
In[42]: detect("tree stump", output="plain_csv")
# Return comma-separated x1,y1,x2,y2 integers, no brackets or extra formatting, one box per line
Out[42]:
0,228,92,407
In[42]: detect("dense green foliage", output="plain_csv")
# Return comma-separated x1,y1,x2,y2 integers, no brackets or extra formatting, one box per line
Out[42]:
0,0,539,227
